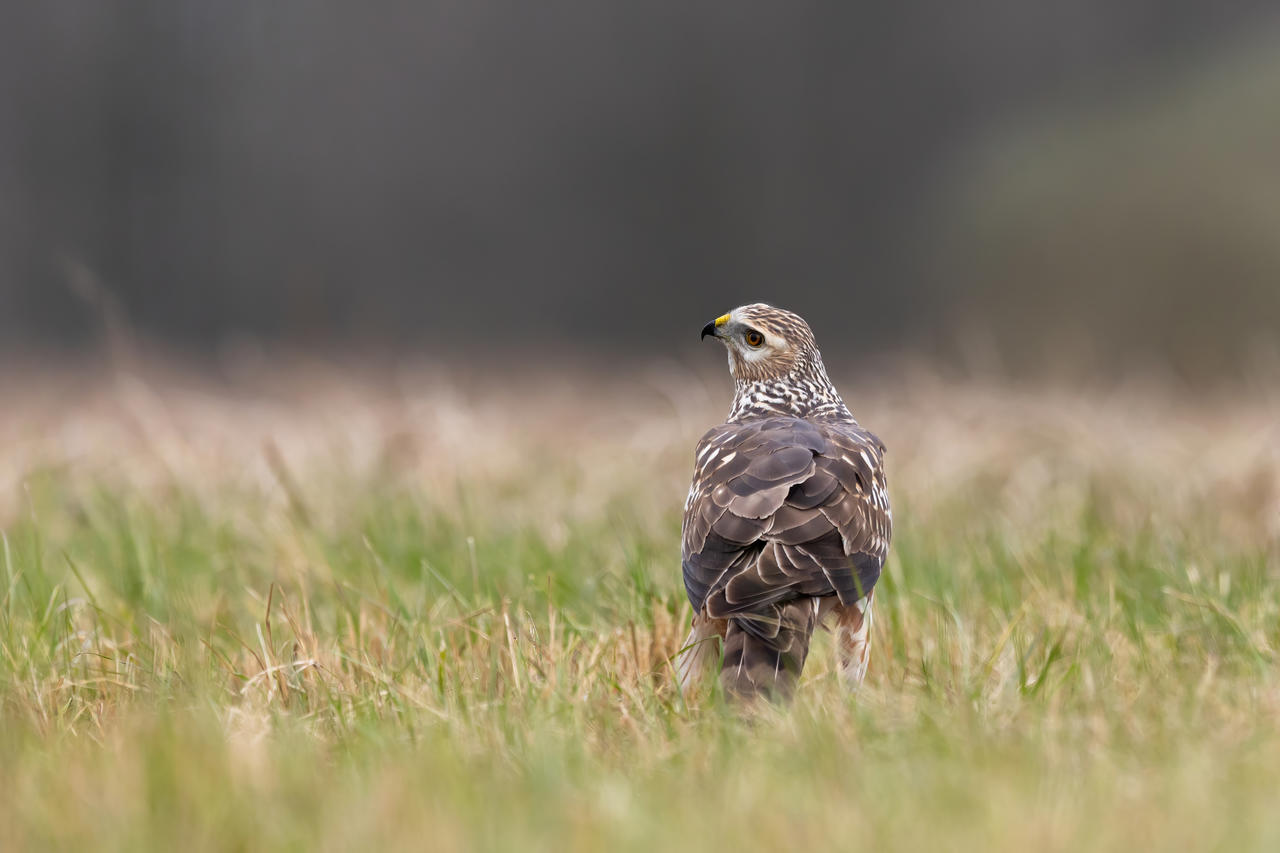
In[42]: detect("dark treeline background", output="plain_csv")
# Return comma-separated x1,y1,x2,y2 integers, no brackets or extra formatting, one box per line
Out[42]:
4,2,1280,374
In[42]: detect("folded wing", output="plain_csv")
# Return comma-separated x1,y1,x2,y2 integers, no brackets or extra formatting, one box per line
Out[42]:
681,416,892,641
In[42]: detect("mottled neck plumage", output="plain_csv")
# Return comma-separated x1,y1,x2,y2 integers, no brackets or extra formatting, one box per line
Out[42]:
727,355,854,424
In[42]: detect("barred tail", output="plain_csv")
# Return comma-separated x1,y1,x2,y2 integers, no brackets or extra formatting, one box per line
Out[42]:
720,599,819,701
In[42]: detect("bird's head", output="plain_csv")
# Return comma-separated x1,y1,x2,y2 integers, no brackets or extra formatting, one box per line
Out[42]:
701,303,820,383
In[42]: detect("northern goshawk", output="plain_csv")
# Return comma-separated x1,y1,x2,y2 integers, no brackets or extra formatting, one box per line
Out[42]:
679,304,892,700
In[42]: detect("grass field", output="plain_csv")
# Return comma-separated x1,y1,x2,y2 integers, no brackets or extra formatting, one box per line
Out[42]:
2,364,1279,851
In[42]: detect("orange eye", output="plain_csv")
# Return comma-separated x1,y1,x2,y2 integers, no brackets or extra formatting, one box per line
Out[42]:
745,330,764,347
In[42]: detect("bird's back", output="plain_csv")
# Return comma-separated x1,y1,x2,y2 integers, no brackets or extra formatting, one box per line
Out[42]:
680,415,891,698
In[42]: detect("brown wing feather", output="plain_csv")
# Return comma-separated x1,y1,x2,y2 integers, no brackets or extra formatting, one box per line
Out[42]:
681,416,892,638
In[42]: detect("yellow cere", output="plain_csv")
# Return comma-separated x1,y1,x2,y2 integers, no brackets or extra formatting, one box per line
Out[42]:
714,314,731,328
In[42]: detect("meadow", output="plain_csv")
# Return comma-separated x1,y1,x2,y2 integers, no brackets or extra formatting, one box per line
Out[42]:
2,362,1279,851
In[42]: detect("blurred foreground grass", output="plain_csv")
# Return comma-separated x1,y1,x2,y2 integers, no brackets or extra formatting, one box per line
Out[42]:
2,365,1280,851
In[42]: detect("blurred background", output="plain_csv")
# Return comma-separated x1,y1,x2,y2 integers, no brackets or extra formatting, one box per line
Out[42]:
3,2,1280,379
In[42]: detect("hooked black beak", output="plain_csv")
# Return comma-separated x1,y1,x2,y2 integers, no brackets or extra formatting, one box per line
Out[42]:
700,321,717,340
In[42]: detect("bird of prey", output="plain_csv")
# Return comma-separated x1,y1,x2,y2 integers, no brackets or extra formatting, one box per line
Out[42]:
679,304,892,701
